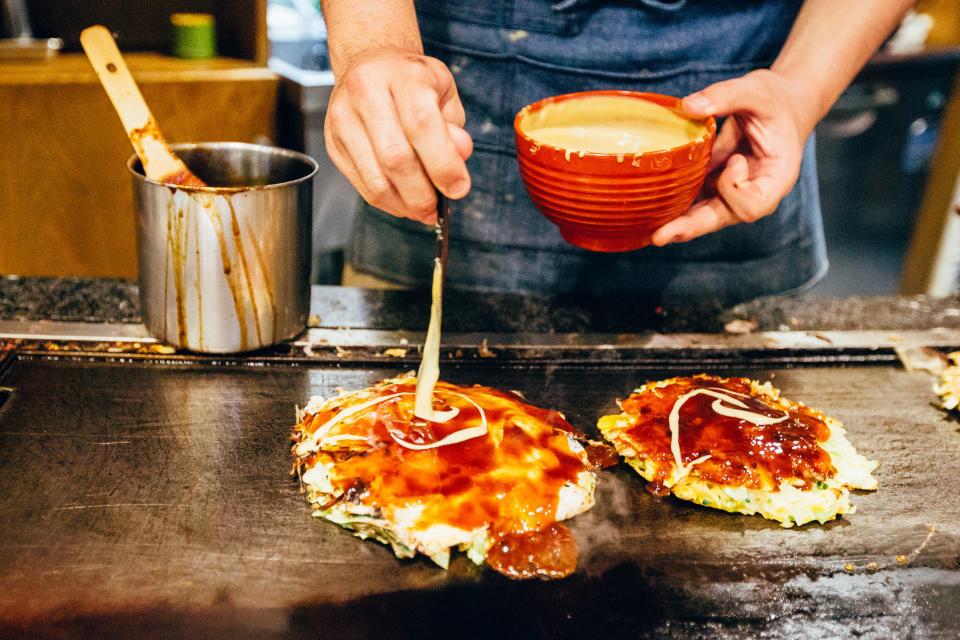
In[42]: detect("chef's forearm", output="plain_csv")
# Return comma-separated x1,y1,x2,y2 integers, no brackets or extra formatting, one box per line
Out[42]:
320,0,424,77
771,0,916,136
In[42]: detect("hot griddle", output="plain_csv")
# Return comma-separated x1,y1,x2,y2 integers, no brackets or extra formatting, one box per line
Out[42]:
0,344,958,639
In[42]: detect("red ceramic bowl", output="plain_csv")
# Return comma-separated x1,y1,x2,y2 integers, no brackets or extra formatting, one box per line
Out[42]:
514,90,716,252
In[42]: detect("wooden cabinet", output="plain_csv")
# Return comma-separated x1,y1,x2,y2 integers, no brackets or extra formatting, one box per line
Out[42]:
0,1,277,279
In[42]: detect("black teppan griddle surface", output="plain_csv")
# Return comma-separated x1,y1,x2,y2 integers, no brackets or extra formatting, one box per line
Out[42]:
0,357,958,639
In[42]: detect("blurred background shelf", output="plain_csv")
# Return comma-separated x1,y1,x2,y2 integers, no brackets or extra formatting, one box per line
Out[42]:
0,1,276,279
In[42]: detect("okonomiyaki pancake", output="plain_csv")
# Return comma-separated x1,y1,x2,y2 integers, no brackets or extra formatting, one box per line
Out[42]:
291,374,601,578
598,374,878,527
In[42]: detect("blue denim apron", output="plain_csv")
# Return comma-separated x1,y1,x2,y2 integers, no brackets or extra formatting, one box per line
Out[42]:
346,0,828,303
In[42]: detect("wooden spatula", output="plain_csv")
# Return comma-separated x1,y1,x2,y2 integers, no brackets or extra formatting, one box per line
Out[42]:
79,25,206,187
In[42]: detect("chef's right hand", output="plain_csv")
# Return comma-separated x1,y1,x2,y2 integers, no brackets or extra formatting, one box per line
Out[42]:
323,48,474,225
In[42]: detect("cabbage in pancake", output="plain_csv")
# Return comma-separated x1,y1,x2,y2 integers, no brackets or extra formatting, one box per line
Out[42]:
290,374,598,574
598,374,878,527
935,351,960,412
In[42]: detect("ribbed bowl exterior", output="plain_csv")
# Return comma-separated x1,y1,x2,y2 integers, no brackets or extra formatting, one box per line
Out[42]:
514,91,716,252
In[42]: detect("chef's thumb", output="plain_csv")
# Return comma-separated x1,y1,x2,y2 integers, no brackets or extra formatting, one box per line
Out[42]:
681,75,760,119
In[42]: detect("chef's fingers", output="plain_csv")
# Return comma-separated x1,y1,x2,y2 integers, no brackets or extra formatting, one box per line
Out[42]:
437,76,467,128
650,154,750,244
651,151,795,245
683,92,741,175
650,195,739,246
682,74,772,121
394,78,472,202
704,114,742,174
325,80,438,224
438,83,473,161
438,78,473,159
325,102,430,223
715,153,793,223
448,122,474,161
343,81,441,223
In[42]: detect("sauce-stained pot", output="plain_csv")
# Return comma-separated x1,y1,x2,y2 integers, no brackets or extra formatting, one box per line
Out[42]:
129,142,318,353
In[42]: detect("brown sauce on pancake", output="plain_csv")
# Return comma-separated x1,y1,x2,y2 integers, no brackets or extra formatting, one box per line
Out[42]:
299,379,589,578
620,376,836,491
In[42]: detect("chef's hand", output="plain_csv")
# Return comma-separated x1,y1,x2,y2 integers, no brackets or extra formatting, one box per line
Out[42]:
323,48,474,224
650,69,814,246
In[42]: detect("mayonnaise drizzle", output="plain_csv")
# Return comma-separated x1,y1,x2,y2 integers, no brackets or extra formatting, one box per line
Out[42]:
387,392,487,450
296,390,488,456
414,256,459,423
296,392,406,456
666,387,788,486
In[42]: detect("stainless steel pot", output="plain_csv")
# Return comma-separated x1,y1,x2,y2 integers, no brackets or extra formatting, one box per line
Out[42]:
129,142,317,353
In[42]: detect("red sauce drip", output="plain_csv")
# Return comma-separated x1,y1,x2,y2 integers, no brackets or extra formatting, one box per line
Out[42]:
162,167,207,188
645,480,671,497
583,443,621,469
485,522,578,579
620,375,836,490
301,379,590,578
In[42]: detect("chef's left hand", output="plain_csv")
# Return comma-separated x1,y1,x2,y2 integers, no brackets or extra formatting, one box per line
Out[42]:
651,69,815,246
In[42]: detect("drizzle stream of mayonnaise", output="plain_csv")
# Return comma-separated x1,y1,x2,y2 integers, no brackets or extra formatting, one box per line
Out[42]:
388,392,487,450
666,388,788,487
414,256,459,423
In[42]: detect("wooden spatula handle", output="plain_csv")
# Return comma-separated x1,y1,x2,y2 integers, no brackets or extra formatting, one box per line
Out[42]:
80,25,199,184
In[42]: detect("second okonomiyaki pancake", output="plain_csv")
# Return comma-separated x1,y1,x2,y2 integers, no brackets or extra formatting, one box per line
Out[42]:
598,374,878,527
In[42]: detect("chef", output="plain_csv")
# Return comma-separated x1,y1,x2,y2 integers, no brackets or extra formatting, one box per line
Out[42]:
320,0,915,303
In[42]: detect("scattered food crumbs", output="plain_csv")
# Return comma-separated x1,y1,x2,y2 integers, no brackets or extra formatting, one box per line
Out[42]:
888,335,903,342
382,348,407,358
911,525,939,557
844,563,855,572
478,338,496,358
308,315,321,327
867,562,879,571
334,346,347,357
896,555,909,564
724,318,758,335
895,345,948,375
935,353,960,412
